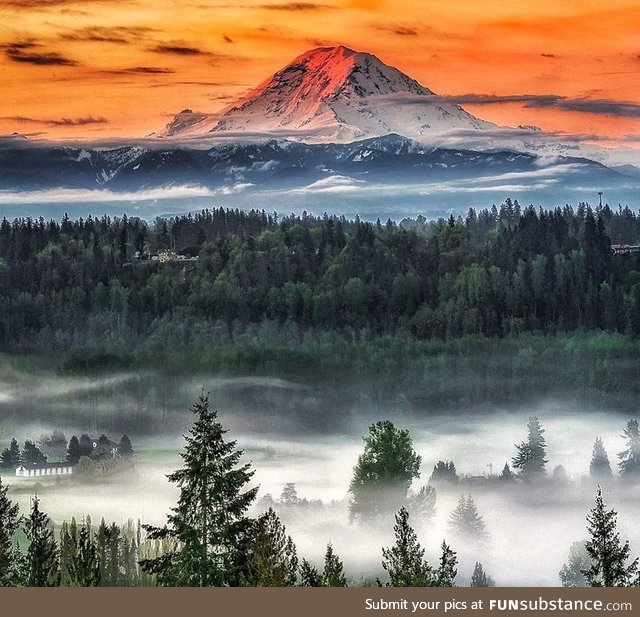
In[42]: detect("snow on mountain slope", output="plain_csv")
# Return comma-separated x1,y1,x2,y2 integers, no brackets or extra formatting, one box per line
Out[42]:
160,46,495,142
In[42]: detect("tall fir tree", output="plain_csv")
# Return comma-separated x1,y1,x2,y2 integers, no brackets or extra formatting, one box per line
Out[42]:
409,485,437,521
108,523,122,586
381,507,433,587
470,562,493,587
118,435,134,459
559,541,589,587
434,541,458,587
299,559,322,587
243,508,298,586
322,543,347,587
140,392,258,586
66,436,81,465
448,494,488,541
582,487,638,587
75,524,100,586
24,497,59,586
512,417,547,482
59,518,78,586
590,437,612,479
0,475,22,586
618,419,640,478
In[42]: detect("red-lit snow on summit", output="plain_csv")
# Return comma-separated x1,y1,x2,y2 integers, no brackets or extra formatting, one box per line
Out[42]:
160,46,494,142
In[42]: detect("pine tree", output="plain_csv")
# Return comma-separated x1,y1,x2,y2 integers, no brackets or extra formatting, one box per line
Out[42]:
499,462,515,482
24,497,59,586
590,437,612,479
280,483,299,506
299,559,322,586
96,519,108,586
140,392,258,586
79,434,93,458
409,485,437,521
59,518,78,586
66,436,81,464
448,494,488,541
559,541,589,587
108,523,122,586
434,541,458,587
0,475,22,586
429,461,459,485
349,421,421,521
118,435,134,459
582,486,638,586
322,543,347,587
618,419,640,478
1,438,21,468
22,440,47,465
79,523,100,586
512,417,547,482
381,507,433,587
60,523,100,587
244,508,298,586
470,562,493,587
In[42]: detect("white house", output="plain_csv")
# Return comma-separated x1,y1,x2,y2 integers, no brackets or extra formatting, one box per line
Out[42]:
16,462,74,478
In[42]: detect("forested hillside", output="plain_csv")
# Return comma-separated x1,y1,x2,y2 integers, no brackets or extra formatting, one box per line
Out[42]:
2,199,640,356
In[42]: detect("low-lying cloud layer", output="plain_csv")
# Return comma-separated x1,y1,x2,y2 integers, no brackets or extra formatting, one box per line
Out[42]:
0,183,252,205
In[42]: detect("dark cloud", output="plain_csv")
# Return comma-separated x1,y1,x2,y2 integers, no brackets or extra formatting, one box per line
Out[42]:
147,80,244,89
1,115,108,126
6,46,77,66
530,97,640,118
109,66,175,74
1,41,37,50
260,2,331,10
223,35,234,44
3,0,120,8
61,26,156,44
388,26,418,36
540,53,557,58
151,44,206,56
374,92,640,119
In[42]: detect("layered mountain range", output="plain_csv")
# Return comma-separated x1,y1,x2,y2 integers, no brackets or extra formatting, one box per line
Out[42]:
0,135,623,193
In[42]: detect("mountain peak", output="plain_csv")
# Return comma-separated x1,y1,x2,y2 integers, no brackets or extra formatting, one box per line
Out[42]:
161,46,493,142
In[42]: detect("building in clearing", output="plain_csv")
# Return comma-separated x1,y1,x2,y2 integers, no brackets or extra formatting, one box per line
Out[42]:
16,462,74,478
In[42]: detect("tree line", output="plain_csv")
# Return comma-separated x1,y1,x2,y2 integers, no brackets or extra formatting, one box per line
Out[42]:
2,200,640,355
1,432,134,468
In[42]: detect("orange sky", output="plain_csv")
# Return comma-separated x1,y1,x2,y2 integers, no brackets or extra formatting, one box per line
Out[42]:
1,0,640,143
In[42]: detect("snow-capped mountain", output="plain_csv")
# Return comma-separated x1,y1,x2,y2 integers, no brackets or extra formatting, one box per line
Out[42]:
160,46,494,142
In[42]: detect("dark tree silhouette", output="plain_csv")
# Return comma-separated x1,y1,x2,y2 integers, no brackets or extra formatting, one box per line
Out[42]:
0,476,22,586
590,437,612,479
512,417,547,482
322,543,347,587
381,507,433,587
140,392,257,586
1,438,21,468
582,487,638,587
24,497,59,587
244,508,298,587
618,419,640,478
